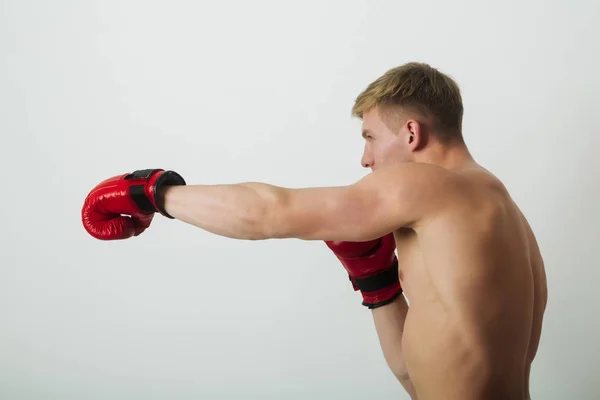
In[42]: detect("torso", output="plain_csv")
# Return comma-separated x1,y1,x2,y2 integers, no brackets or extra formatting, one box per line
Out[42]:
395,167,547,400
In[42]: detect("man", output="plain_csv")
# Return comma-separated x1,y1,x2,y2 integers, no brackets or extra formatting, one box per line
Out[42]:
82,62,548,399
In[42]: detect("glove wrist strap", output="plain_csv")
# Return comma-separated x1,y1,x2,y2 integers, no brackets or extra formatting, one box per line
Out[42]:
125,169,186,219
349,259,403,309
153,170,186,218
351,259,399,292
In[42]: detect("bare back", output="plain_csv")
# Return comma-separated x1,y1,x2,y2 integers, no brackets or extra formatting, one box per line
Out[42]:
395,167,547,400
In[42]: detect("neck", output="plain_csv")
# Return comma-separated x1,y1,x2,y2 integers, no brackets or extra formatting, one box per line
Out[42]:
415,140,477,170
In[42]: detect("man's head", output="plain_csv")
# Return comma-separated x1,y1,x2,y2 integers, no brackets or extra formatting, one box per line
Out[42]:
352,62,464,170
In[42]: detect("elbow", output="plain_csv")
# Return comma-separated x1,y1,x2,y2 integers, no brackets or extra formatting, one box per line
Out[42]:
393,369,418,399
239,183,289,240
244,202,275,241
262,187,297,240
395,370,411,385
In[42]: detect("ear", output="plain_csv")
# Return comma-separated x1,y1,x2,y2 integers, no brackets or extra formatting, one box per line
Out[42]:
405,119,425,151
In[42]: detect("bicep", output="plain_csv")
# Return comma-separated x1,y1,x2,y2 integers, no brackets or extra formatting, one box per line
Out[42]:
273,163,456,242
273,184,395,241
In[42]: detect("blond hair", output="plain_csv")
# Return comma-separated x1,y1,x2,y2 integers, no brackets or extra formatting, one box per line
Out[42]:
352,62,464,142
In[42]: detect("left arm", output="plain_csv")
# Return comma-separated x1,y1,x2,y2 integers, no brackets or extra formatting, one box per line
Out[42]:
161,163,458,242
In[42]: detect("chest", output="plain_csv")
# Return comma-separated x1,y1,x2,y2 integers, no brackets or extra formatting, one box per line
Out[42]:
394,228,425,285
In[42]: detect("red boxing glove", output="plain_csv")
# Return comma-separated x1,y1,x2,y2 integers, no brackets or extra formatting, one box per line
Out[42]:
326,233,402,309
81,169,186,240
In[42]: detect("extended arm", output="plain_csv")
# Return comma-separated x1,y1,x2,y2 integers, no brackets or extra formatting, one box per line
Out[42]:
81,163,457,242
159,162,456,242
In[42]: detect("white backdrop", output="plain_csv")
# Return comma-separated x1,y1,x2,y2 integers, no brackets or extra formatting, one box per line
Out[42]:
1,1,599,399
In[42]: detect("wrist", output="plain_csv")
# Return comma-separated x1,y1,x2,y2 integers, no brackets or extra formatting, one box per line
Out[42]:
155,185,171,215
147,169,186,218
156,183,184,219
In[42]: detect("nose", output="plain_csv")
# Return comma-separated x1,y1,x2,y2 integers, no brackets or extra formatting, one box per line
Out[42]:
361,149,373,169
360,143,373,168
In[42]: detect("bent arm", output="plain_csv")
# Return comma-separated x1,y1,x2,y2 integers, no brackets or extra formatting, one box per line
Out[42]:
372,296,418,399
161,163,457,242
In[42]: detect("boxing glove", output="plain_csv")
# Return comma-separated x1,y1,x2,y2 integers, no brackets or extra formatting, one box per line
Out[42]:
81,169,186,240
326,233,402,309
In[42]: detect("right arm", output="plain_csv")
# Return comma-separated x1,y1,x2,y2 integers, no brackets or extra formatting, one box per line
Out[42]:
371,296,418,399
325,236,417,398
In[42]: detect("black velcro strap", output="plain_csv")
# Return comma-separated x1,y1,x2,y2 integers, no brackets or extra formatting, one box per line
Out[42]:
153,171,186,218
352,259,399,293
154,170,186,188
124,169,161,180
129,184,157,213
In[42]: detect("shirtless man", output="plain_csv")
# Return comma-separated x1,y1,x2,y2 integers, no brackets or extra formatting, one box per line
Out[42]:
81,62,548,399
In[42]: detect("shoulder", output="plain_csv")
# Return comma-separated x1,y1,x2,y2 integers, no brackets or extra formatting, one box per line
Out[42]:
350,162,466,230
357,162,459,185
356,162,465,202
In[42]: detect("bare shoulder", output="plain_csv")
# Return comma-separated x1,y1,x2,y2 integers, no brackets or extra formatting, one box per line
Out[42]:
367,161,462,186
354,162,473,229
396,164,515,229
361,162,468,199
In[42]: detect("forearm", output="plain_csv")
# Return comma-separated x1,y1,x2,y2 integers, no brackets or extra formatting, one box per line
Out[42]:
160,183,282,240
371,295,418,399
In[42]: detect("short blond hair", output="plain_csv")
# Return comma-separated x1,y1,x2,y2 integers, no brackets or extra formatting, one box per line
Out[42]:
352,62,464,142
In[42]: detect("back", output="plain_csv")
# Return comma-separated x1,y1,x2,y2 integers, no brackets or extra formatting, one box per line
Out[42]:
518,205,548,399
400,167,548,400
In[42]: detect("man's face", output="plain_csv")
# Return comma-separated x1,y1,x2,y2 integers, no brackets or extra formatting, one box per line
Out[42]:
360,107,413,171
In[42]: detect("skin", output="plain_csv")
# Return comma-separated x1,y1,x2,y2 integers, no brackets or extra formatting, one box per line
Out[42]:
159,106,548,400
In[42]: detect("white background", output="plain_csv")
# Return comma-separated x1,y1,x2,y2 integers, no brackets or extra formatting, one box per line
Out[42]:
1,0,599,399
